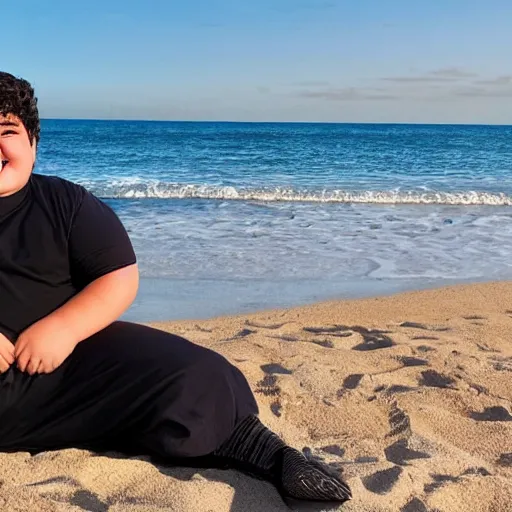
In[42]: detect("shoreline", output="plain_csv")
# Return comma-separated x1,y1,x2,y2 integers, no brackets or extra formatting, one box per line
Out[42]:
1,280,511,511
122,275,492,324
146,279,512,349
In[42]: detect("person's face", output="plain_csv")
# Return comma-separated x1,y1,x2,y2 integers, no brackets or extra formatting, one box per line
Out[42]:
0,114,36,197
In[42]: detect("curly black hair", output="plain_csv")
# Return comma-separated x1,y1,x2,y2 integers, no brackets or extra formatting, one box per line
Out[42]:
0,72,40,146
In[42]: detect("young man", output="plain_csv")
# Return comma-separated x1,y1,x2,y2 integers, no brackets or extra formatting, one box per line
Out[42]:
0,71,351,505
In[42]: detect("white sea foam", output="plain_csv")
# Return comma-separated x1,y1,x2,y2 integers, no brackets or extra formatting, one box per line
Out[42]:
114,198,512,285
78,180,512,206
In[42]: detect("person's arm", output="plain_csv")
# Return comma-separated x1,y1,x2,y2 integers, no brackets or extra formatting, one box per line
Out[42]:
40,263,138,344
15,264,139,374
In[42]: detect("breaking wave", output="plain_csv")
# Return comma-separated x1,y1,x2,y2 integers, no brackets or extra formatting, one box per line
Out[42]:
79,180,512,206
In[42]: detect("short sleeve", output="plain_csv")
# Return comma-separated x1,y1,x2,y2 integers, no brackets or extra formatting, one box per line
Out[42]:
69,190,137,288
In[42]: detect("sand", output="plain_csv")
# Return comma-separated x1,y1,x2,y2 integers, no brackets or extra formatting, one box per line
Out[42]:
0,281,511,511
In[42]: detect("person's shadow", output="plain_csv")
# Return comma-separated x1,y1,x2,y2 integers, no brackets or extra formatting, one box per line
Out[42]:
25,450,346,511
154,462,345,512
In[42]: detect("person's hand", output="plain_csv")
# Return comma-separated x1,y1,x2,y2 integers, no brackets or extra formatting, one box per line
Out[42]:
0,332,15,373
14,317,78,375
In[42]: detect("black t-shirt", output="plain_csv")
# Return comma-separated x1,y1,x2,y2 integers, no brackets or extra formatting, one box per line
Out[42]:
0,174,137,341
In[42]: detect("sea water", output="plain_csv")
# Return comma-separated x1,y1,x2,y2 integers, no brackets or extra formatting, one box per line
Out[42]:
37,120,512,321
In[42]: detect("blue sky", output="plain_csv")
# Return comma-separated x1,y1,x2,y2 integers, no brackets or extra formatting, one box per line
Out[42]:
4,0,512,123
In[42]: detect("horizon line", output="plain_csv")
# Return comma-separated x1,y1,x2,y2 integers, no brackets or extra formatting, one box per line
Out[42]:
40,118,512,127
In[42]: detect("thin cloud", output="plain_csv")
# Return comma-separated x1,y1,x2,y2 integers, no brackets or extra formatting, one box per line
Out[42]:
383,76,459,83
430,67,478,78
292,80,331,87
296,68,512,102
256,86,271,94
382,67,478,83
452,86,512,98
299,87,397,101
474,75,512,86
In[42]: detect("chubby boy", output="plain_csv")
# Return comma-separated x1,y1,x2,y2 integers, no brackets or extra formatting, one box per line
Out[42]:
0,71,351,505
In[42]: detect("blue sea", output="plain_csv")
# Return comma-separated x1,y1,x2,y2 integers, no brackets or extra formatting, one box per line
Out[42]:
37,120,512,321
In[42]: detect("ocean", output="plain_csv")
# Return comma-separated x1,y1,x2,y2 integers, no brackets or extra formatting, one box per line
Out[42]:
37,120,512,321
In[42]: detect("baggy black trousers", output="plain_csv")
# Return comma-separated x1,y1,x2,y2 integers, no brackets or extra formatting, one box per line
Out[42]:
0,321,258,458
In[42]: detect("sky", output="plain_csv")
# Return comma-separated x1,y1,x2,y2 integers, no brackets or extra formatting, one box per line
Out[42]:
3,0,512,123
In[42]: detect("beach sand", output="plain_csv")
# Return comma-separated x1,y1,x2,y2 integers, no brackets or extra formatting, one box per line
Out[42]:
0,281,511,511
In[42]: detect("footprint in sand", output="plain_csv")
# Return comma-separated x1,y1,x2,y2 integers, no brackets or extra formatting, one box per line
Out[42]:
256,365,290,417
498,453,512,467
490,356,512,372
424,468,490,494
26,477,110,512
70,490,109,512
260,363,292,375
256,378,282,417
461,467,491,477
26,476,80,488
233,328,256,338
271,334,337,348
323,332,354,338
270,401,282,417
415,345,437,352
470,406,512,422
355,456,379,463
362,466,403,495
419,370,457,389
342,374,364,390
271,334,300,342
194,324,213,333
401,498,429,512
303,326,353,350
351,328,394,351
303,325,352,335
400,321,451,332
424,473,460,493
398,356,429,367
320,445,346,457
309,339,335,348
245,320,291,330
477,343,500,353
387,403,412,438
384,385,418,395
303,325,394,350
493,362,512,372
469,383,488,395
384,439,431,466
222,328,256,341
255,375,280,396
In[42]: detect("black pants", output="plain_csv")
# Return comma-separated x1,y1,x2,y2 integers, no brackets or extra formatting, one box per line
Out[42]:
0,321,258,458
